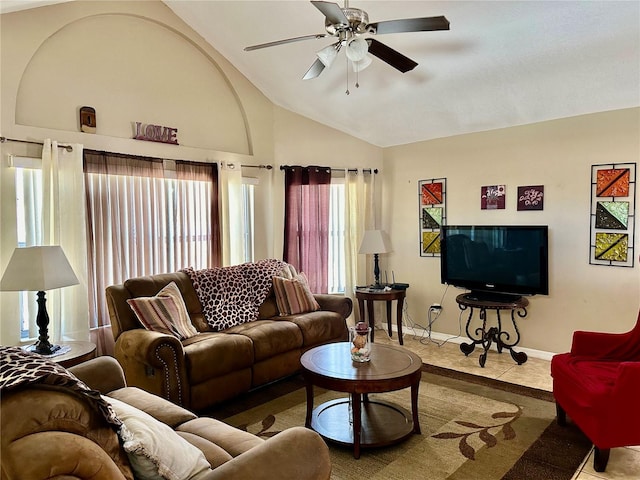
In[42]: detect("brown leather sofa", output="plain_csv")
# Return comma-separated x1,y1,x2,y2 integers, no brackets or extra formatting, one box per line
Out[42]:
107,270,352,411
1,356,331,480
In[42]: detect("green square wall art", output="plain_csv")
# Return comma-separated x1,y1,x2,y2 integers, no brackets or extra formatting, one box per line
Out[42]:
422,207,443,229
595,201,629,230
595,233,629,262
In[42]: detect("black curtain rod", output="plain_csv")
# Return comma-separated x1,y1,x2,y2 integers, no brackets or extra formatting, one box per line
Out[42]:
279,165,378,174
0,136,73,152
241,164,273,170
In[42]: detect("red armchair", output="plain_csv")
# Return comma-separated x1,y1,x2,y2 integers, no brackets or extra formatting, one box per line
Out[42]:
550,310,640,472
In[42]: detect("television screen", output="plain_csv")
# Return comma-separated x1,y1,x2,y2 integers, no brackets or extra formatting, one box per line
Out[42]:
440,225,549,301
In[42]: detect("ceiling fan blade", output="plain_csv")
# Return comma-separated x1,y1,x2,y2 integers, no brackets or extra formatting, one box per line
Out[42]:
367,16,450,35
303,58,326,80
245,34,328,51
311,1,349,26
366,38,418,73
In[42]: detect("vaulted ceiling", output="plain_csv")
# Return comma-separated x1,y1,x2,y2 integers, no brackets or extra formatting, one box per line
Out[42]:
4,1,640,147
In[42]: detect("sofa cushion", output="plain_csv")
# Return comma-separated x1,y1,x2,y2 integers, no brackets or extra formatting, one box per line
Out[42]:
272,272,320,315
226,319,304,361
127,282,198,340
551,353,617,404
285,310,348,347
175,431,233,468
176,417,264,458
104,396,212,480
184,333,254,384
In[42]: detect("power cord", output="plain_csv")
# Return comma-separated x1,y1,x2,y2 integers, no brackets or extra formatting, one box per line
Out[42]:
420,307,463,347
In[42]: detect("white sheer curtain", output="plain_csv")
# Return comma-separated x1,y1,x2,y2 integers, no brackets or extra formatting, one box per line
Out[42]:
344,169,375,322
220,163,245,266
41,140,90,342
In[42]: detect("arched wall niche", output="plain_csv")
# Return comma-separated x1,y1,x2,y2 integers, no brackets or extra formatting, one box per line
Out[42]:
15,13,251,155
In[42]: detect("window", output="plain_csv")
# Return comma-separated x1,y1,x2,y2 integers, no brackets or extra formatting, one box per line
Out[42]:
328,181,346,294
242,179,256,263
12,160,43,339
84,151,220,328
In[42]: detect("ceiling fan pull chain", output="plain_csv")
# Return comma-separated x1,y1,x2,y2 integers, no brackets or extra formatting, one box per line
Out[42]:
345,56,350,95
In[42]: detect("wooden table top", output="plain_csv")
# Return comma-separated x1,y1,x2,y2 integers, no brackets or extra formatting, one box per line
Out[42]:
301,342,422,393
355,289,406,301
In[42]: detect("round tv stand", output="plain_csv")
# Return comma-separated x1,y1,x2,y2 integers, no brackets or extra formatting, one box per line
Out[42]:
455,292,529,368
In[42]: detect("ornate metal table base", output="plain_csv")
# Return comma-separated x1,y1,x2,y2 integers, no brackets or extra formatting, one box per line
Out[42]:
456,293,529,368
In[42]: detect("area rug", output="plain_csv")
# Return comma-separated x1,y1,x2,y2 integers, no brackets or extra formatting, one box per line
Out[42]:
211,367,591,480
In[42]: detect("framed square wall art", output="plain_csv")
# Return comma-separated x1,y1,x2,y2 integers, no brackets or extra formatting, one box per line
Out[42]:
518,185,544,211
481,185,506,210
418,178,446,257
589,162,636,267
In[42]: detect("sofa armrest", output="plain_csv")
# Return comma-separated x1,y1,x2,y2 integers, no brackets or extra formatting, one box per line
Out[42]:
114,329,190,407
108,386,197,428
68,356,127,393
201,427,331,480
313,294,353,319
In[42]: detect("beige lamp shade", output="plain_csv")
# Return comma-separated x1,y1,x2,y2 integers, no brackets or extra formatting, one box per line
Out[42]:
358,230,392,255
0,246,79,292
358,230,392,287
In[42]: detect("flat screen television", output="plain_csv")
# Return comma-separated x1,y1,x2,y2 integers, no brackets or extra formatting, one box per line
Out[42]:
440,225,549,302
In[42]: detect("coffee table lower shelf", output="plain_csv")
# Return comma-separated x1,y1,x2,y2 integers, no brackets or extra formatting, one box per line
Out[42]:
311,397,414,450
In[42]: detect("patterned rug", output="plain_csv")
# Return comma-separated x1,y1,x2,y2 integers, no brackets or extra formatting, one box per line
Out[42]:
209,366,591,480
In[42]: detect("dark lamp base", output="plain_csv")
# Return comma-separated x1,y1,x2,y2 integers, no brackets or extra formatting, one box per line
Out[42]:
33,342,61,355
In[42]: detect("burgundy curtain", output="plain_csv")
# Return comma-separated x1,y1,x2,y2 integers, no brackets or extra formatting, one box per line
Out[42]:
283,166,331,293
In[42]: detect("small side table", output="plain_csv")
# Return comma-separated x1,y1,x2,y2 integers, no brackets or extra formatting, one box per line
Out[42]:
456,293,529,368
49,341,97,368
355,288,407,345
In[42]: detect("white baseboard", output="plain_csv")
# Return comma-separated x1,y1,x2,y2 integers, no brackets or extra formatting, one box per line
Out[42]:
379,324,556,362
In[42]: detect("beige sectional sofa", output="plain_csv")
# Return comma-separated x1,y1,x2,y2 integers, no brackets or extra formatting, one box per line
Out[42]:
106,267,352,412
1,355,331,480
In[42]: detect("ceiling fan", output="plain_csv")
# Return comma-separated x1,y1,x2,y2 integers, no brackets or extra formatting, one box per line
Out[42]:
244,0,450,82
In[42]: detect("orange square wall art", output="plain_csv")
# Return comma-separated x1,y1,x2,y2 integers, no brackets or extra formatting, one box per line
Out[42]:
596,168,630,197
421,182,443,205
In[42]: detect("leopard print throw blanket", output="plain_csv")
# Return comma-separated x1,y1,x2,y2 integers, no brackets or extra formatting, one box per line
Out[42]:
182,258,288,331
0,345,121,429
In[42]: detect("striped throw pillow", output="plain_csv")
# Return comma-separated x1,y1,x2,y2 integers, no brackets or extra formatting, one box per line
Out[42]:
273,272,320,316
127,282,198,340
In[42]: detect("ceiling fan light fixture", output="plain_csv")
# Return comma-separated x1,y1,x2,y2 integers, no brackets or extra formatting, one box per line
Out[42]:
345,37,368,62
316,43,340,67
352,54,372,72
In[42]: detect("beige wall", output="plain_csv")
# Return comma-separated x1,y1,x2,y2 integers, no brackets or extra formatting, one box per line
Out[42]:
1,1,638,354
382,109,640,353
0,1,381,343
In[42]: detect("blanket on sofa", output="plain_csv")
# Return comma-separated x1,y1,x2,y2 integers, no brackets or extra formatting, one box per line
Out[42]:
0,346,121,428
182,259,288,331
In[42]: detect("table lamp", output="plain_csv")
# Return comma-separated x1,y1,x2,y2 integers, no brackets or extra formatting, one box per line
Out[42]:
358,230,392,288
0,246,79,354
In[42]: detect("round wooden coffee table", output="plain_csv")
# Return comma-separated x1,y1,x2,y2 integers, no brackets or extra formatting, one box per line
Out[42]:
301,342,422,459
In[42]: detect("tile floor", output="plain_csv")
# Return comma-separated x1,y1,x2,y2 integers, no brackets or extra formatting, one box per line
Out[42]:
374,325,640,480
